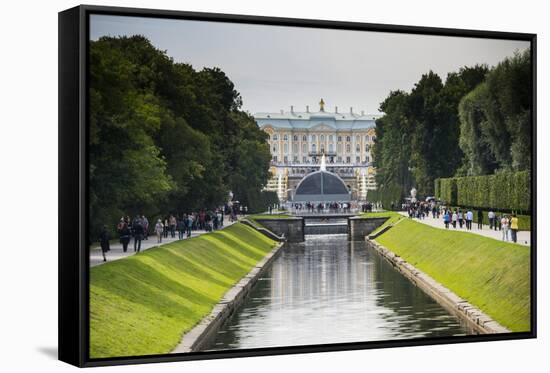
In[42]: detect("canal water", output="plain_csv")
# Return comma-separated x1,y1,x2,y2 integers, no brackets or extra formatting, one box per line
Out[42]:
205,234,471,351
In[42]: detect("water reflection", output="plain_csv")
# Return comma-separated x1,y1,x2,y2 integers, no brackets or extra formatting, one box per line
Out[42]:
206,234,470,351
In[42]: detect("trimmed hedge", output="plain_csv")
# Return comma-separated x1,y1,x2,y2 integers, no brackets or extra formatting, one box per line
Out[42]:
435,171,531,213
439,178,458,206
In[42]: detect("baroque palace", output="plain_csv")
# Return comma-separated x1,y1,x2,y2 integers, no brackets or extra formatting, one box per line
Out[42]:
254,99,379,202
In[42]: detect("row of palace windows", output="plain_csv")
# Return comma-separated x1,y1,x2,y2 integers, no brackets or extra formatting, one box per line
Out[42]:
272,155,371,164
269,134,376,142
271,143,372,153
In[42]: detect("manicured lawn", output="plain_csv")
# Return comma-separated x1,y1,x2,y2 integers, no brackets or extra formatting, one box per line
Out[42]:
375,219,531,332
361,211,405,235
89,223,277,358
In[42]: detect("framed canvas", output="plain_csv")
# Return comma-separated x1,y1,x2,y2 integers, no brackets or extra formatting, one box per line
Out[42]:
58,5,537,367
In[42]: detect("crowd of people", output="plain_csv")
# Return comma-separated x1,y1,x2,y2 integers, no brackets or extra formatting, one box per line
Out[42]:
97,204,248,262
405,201,521,243
292,202,353,214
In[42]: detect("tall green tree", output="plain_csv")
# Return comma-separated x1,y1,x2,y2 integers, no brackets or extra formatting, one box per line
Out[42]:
89,35,272,235
458,49,531,174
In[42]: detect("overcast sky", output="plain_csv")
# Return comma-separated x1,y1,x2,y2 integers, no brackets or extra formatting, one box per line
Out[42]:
90,15,529,115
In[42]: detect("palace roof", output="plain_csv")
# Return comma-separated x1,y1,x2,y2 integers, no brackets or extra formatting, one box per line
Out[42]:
254,110,380,131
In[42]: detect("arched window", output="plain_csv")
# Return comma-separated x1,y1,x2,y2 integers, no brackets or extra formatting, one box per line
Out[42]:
356,145,360,153
329,143,334,152
311,135,316,142
365,135,370,142
320,144,325,153
273,134,278,141
274,143,278,152
365,155,370,163
329,135,333,141
346,144,351,153
302,135,307,142
302,143,307,153
365,144,370,152
284,143,288,153
320,135,325,142
356,156,360,163
346,136,351,142
293,143,298,153
293,135,298,141
337,143,342,153
312,144,317,153
283,134,288,141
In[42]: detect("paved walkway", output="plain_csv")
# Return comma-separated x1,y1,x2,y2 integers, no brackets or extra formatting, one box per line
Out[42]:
90,219,239,267
398,212,531,246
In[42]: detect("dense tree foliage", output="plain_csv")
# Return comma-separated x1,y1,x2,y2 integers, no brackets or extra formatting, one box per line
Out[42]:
89,36,272,235
373,65,488,202
458,49,531,175
373,49,530,207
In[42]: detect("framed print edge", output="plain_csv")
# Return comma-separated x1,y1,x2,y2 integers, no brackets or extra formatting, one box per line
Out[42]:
58,4,537,368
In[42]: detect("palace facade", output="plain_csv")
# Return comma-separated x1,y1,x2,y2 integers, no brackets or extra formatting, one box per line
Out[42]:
254,99,380,202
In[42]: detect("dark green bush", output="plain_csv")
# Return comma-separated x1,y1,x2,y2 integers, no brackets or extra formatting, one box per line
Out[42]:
435,171,531,213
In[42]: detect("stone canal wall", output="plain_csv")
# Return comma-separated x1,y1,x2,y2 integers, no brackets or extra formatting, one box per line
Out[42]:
348,217,389,241
241,219,285,241
366,239,510,334
255,217,305,242
172,241,286,353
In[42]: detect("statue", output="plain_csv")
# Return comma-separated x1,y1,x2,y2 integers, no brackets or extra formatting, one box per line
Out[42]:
410,187,417,203
320,153,327,171
319,98,325,112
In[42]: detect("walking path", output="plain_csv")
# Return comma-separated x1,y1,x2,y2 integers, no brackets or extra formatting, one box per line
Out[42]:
90,219,240,267
398,212,531,246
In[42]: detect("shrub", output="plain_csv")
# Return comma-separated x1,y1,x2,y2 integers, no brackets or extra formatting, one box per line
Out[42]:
435,171,531,213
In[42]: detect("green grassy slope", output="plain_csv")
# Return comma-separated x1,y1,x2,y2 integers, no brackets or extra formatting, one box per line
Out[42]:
90,223,277,358
376,219,530,332
361,211,404,235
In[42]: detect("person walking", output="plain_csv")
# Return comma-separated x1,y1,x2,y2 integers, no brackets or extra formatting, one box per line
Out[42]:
186,214,193,238
177,216,186,240
118,219,131,253
477,210,483,230
163,216,169,238
466,209,473,230
457,209,464,228
218,209,223,228
451,210,458,228
142,215,149,240
155,219,164,243
169,214,177,238
510,214,519,243
99,225,110,262
488,210,495,230
132,215,144,252
443,211,450,229
501,215,510,241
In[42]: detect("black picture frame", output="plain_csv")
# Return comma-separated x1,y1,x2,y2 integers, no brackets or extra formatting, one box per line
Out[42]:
58,4,537,367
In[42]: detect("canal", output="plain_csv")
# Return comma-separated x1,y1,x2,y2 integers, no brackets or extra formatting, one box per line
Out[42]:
205,234,471,351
